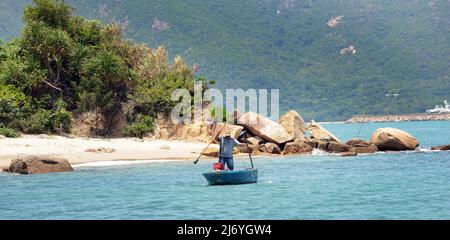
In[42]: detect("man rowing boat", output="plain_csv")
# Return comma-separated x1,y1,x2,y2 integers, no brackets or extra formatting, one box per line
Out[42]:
216,133,245,171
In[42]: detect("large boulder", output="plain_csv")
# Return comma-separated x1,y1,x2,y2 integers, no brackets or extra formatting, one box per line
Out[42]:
353,144,378,154
229,109,242,125
238,112,293,144
307,121,341,143
326,142,352,153
431,144,450,151
303,138,319,149
369,128,419,151
278,110,307,141
262,142,281,154
247,144,262,155
235,144,253,154
245,136,264,146
283,140,313,154
212,123,243,140
317,140,329,151
3,156,73,174
346,138,370,147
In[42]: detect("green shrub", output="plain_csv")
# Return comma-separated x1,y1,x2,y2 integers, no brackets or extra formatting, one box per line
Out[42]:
78,50,130,115
21,108,72,134
123,115,154,138
23,0,72,29
0,84,30,127
0,127,19,138
130,54,197,116
51,107,72,133
22,110,52,134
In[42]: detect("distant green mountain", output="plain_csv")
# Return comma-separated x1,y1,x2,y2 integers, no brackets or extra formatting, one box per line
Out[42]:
2,0,449,121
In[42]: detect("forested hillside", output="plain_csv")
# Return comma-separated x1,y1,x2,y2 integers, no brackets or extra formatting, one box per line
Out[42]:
0,0,202,137
1,0,449,121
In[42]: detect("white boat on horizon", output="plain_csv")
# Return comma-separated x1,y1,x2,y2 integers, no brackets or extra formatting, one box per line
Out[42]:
426,100,450,114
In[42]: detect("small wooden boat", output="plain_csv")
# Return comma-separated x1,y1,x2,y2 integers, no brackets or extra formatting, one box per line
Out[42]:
203,168,258,185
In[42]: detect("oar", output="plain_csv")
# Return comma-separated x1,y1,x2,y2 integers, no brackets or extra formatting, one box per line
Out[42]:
243,134,254,169
194,141,213,164
193,122,227,164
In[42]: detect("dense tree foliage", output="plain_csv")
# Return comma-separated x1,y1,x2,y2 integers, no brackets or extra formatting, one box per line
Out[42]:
0,0,202,136
1,0,449,121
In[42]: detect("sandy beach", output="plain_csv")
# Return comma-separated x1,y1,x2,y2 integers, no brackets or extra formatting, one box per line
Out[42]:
0,135,218,168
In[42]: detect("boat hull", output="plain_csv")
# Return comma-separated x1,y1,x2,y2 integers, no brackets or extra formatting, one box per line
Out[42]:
202,169,258,185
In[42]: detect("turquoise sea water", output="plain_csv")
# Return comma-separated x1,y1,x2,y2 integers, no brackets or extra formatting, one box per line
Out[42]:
1,121,450,219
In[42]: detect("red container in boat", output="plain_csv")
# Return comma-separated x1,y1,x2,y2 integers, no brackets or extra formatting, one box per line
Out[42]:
213,162,224,170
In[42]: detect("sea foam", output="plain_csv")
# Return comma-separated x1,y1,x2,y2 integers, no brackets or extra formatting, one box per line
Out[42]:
311,149,329,155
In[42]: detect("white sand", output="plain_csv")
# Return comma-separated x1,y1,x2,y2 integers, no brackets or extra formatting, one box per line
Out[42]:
0,135,218,168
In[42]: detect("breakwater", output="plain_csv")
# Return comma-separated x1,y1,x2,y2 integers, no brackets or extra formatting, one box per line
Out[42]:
346,113,450,123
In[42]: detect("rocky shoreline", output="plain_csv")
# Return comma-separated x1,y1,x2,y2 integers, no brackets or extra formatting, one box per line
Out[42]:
196,110,448,161
2,109,450,175
346,113,450,123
